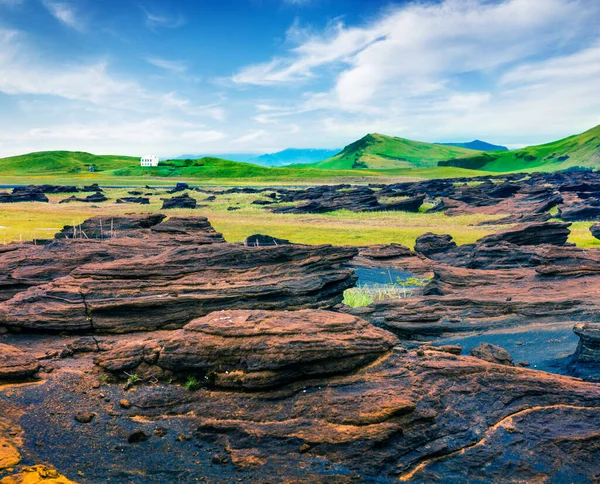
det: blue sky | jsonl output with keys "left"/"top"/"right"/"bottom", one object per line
{"left": 0, "top": 0, "right": 599, "bottom": 157}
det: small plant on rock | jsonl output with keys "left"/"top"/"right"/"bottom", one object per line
{"left": 183, "top": 376, "right": 200, "bottom": 391}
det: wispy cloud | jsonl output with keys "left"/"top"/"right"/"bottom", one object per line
{"left": 41, "top": 0, "right": 85, "bottom": 32}
{"left": 141, "top": 6, "right": 185, "bottom": 30}
{"left": 0, "top": 28, "right": 224, "bottom": 119}
{"left": 147, "top": 57, "right": 187, "bottom": 73}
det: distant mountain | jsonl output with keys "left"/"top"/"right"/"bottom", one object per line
{"left": 436, "top": 140, "right": 508, "bottom": 151}
{"left": 439, "top": 124, "right": 600, "bottom": 172}
{"left": 305, "top": 133, "right": 482, "bottom": 170}
{"left": 175, "top": 153, "right": 258, "bottom": 162}
{"left": 248, "top": 148, "right": 342, "bottom": 167}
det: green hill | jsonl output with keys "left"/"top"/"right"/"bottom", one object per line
{"left": 440, "top": 124, "right": 600, "bottom": 172}
{"left": 0, "top": 151, "right": 370, "bottom": 181}
{"left": 304, "top": 133, "right": 482, "bottom": 170}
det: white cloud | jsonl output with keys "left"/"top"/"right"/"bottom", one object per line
{"left": 147, "top": 57, "right": 188, "bottom": 73}
{"left": 232, "top": 0, "right": 599, "bottom": 146}
{"left": 41, "top": 0, "right": 84, "bottom": 32}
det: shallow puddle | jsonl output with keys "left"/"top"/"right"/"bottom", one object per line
{"left": 434, "top": 322, "right": 579, "bottom": 375}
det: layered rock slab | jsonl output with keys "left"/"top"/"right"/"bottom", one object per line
{"left": 0, "top": 244, "right": 358, "bottom": 332}
{"left": 119, "top": 346, "right": 600, "bottom": 482}
{"left": 96, "top": 309, "right": 398, "bottom": 389}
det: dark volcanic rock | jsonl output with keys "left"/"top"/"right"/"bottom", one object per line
{"left": 470, "top": 342, "right": 513, "bottom": 366}
{"left": 558, "top": 200, "right": 600, "bottom": 221}
{"left": 414, "top": 233, "right": 457, "bottom": 257}
{"left": 0, "top": 343, "right": 39, "bottom": 380}
{"left": 0, "top": 215, "right": 225, "bottom": 302}
{"left": 95, "top": 309, "right": 398, "bottom": 389}
{"left": 0, "top": 188, "right": 48, "bottom": 203}
{"left": 571, "top": 323, "right": 600, "bottom": 381}
{"left": 55, "top": 214, "right": 166, "bottom": 240}
{"left": 0, "top": 244, "right": 358, "bottom": 332}
{"left": 169, "top": 182, "right": 190, "bottom": 193}
{"left": 116, "top": 197, "right": 150, "bottom": 205}
{"left": 591, "top": 224, "right": 600, "bottom": 240}
{"left": 58, "top": 192, "right": 107, "bottom": 204}
{"left": 161, "top": 194, "right": 197, "bottom": 209}
{"left": 116, "top": 346, "right": 600, "bottom": 482}
{"left": 477, "top": 222, "right": 571, "bottom": 246}
{"left": 243, "top": 234, "right": 291, "bottom": 246}
{"left": 350, "top": 254, "right": 600, "bottom": 337}
{"left": 81, "top": 184, "right": 103, "bottom": 192}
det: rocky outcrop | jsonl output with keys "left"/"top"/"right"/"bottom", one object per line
{"left": 590, "top": 224, "right": 600, "bottom": 240}
{"left": 54, "top": 214, "right": 166, "bottom": 240}
{"left": 0, "top": 343, "right": 39, "bottom": 380}
{"left": 58, "top": 192, "right": 107, "bottom": 204}
{"left": 116, "top": 197, "right": 150, "bottom": 204}
{"left": 243, "top": 234, "right": 291, "bottom": 246}
{"left": 0, "top": 188, "right": 48, "bottom": 203}
{"left": 571, "top": 323, "right": 600, "bottom": 381}
{"left": 476, "top": 222, "right": 571, "bottom": 246}
{"left": 0, "top": 244, "right": 358, "bottom": 332}
{"left": 558, "top": 200, "right": 600, "bottom": 221}
{"left": 95, "top": 309, "right": 398, "bottom": 388}
{"left": 161, "top": 193, "right": 197, "bottom": 209}
{"left": 413, "top": 223, "right": 572, "bottom": 269}
{"left": 470, "top": 342, "right": 513, "bottom": 366}
{"left": 414, "top": 233, "right": 457, "bottom": 257}
{"left": 107, "top": 345, "right": 600, "bottom": 482}
{"left": 350, "top": 259, "right": 600, "bottom": 337}
{"left": 0, "top": 215, "right": 225, "bottom": 302}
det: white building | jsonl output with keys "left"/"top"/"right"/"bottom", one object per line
{"left": 141, "top": 155, "right": 159, "bottom": 167}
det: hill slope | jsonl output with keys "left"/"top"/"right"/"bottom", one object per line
{"left": 440, "top": 124, "right": 600, "bottom": 172}
{"left": 0, "top": 151, "right": 370, "bottom": 181}
{"left": 437, "top": 140, "right": 508, "bottom": 151}
{"left": 306, "top": 133, "right": 482, "bottom": 170}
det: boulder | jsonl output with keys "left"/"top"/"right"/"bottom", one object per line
{"left": 116, "top": 197, "right": 150, "bottom": 205}
{"left": 243, "top": 234, "right": 291, "bottom": 246}
{"left": 590, "top": 224, "right": 600, "bottom": 240}
{"left": 414, "top": 233, "right": 457, "bottom": 257}
{"left": 571, "top": 323, "right": 600, "bottom": 381}
{"left": 470, "top": 342, "right": 513, "bottom": 366}
{"left": 0, "top": 343, "right": 39, "bottom": 380}
{"left": 161, "top": 194, "right": 197, "bottom": 209}
{"left": 95, "top": 309, "right": 398, "bottom": 389}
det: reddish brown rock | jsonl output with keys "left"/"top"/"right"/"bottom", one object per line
{"left": 470, "top": 342, "right": 513, "bottom": 366}
{"left": 122, "top": 346, "right": 600, "bottom": 482}
{"left": 0, "top": 244, "right": 358, "bottom": 333}
{"left": 0, "top": 215, "right": 225, "bottom": 302}
{"left": 95, "top": 309, "right": 398, "bottom": 389}
{"left": 0, "top": 343, "right": 39, "bottom": 380}
{"left": 350, "top": 261, "right": 600, "bottom": 336}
